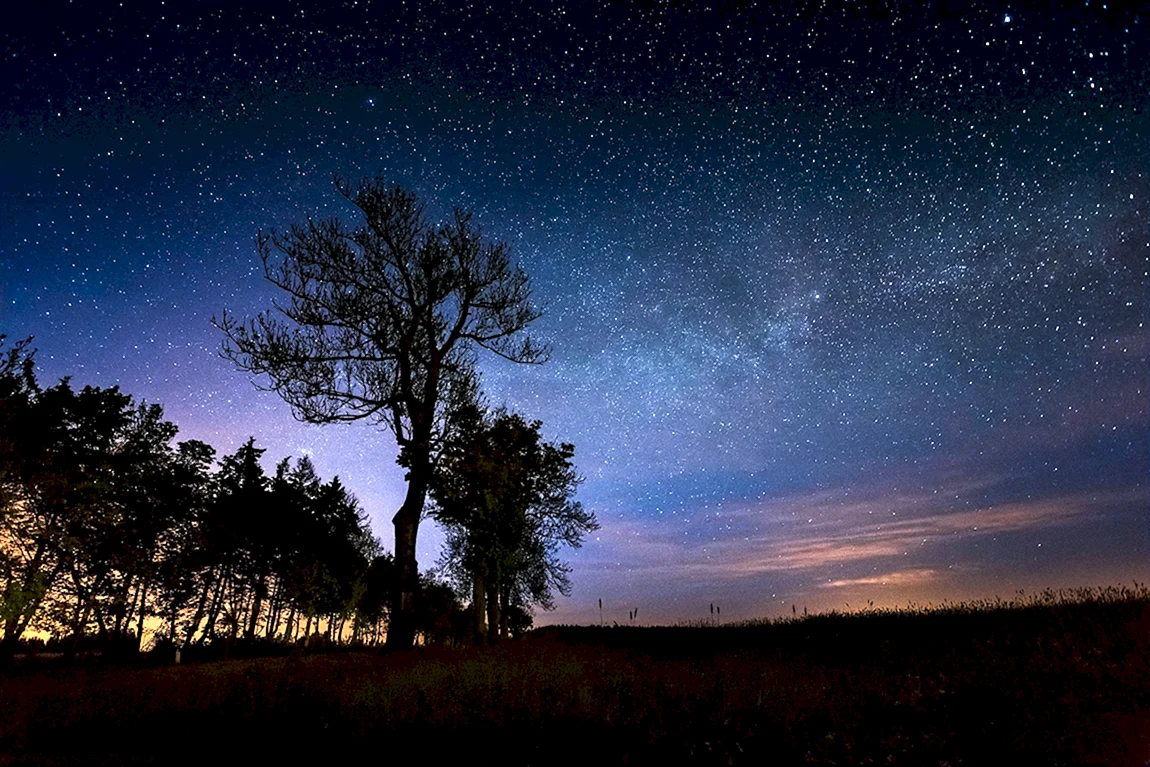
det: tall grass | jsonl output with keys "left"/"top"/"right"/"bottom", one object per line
{"left": 2, "top": 585, "right": 1147, "bottom": 765}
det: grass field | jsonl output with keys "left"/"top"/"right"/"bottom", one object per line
{"left": 2, "top": 586, "right": 1147, "bottom": 765}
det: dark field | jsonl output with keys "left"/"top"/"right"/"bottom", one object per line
{"left": 2, "top": 587, "right": 1148, "bottom": 766}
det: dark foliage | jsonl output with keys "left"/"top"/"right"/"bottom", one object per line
{"left": 214, "top": 176, "right": 547, "bottom": 649}
{"left": 432, "top": 405, "right": 597, "bottom": 642}
{"left": 0, "top": 337, "right": 467, "bottom": 664}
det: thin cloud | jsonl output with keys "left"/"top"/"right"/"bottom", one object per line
{"left": 584, "top": 482, "right": 1140, "bottom": 584}
{"left": 707, "top": 489, "right": 1116, "bottom": 577}
{"left": 820, "top": 568, "right": 940, "bottom": 589}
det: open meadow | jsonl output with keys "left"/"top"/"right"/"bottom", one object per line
{"left": 2, "top": 586, "right": 1147, "bottom": 766}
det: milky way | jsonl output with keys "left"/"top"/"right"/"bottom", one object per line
{"left": 3, "top": 0, "right": 1147, "bottom": 623}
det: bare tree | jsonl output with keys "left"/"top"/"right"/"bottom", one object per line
{"left": 215, "top": 176, "right": 546, "bottom": 649}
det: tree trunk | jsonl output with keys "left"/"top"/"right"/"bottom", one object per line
{"left": 94, "top": 597, "right": 109, "bottom": 641}
{"left": 67, "top": 582, "right": 100, "bottom": 662}
{"left": 266, "top": 580, "right": 283, "bottom": 639}
{"left": 202, "top": 571, "right": 228, "bottom": 645}
{"left": 168, "top": 601, "right": 178, "bottom": 643}
{"left": 183, "top": 570, "right": 215, "bottom": 648}
{"left": 388, "top": 461, "right": 428, "bottom": 651}
{"left": 124, "top": 576, "right": 142, "bottom": 637}
{"left": 500, "top": 586, "right": 510, "bottom": 639}
{"left": 113, "top": 575, "right": 133, "bottom": 636}
{"left": 0, "top": 623, "right": 20, "bottom": 666}
{"left": 486, "top": 583, "right": 501, "bottom": 643}
{"left": 65, "top": 567, "right": 95, "bottom": 661}
{"left": 282, "top": 605, "right": 296, "bottom": 642}
{"left": 471, "top": 574, "right": 487, "bottom": 645}
{"left": 245, "top": 575, "right": 265, "bottom": 640}
{"left": 1, "top": 546, "right": 56, "bottom": 664}
{"left": 134, "top": 579, "right": 150, "bottom": 652}
{"left": 0, "top": 563, "right": 50, "bottom": 663}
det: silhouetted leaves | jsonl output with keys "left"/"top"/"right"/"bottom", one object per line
{"left": 214, "top": 177, "right": 547, "bottom": 649}
{"left": 2, "top": 325, "right": 582, "bottom": 658}
{"left": 432, "top": 406, "right": 597, "bottom": 642}
{"left": 0, "top": 340, "right": 392, "bottom": 660}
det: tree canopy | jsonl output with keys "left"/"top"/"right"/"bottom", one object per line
{"left": 215, "top": 177, "right": 547, "bottom": 649}
{"left": 432, "top": 406, "right": 597, "bottom": 642}
{"left": 0, "top": 335, "right": 453, "bottom": 663}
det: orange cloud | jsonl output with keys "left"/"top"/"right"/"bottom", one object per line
{"left": 819, "top": 568, "right": 940, "bottom": 589}
{"left": 583, "top": 482, "right": 1142, "bottom": 585}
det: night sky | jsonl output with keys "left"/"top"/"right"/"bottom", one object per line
{"left": 3, "top": 0, "right": 1147, "bottom": 625}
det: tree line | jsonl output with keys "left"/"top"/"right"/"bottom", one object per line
{"left": 0, "top": 334, "right": 594, "bottom": 660}
{"left": 2, "top": 176, "right": 598, "bottom": 658}
{"left": 0, "top": 336, "right": 402, "bottom": 660}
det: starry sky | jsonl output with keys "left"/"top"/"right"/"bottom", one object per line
{"left": 3, "top": 0, "right": 1147, "bottom": 625}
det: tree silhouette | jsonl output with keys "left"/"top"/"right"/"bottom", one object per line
{"left": 0, "top": 370, "right": 189, "bottom": 658}
{"left": 216, "top": 438, "right": 274, "bottom": 641}
{"left": 0, "top": 336, "right": 43, "bottom": 663}
{"left": 432, "top": 408, "right": 597, "bottom": 642}
{"left": 272, "top": 459, "right": 375, "bottom": 641}
{"left": 414, "top": 573, "right": 467, "bottom": 646}
{"left": 152, "top": 438, "right": 216, "bottom": 647}
{"left": 96, "top": 400, "right": 185, "bottom": 653}
{"left": 215, "top": 177, "right": 546, "bottom": 649}
{"left": 354, "top": 553, "right": 397, "bottom": 645}
{"left": 1, "top": 335, "right": 397, "bottom": 657}
{"left": 23, "top": 381, "right": 135, "bottom": 657}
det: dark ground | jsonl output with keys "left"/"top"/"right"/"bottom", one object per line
{"left": 2, "top": 587, "right": 1148, "bottom": 766}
